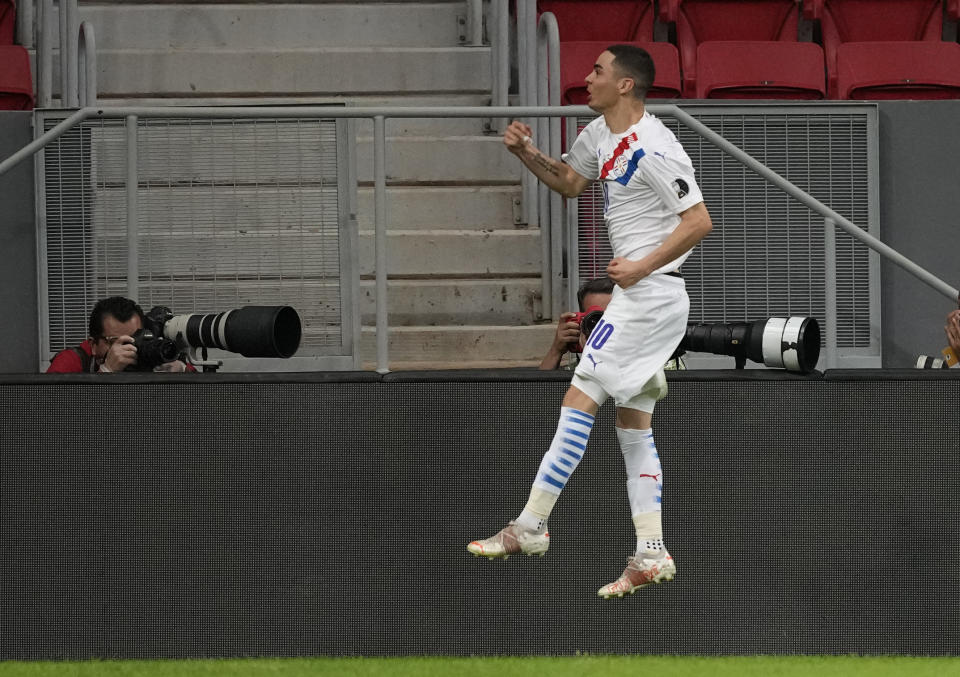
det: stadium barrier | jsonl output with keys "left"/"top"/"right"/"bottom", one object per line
{"left": 1, "top": 369, "right": 958, "bottom": 658}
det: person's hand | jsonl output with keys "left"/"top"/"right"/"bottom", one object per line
{"left": 539, "top": 311, "right": 581, "bottom": 369}
{"left": 553, "top": 312, "right": 582, "bottom": 354}
{"left": 153, "top": 360, "right": 187, "bottom": 373}
{"left": 945, "top": 309, "right": 960, "bottom": 354}
{"left": 102, "top": 336, "right": 137, "bottom": 372}
{"left": 503, "top": 120, "right": 534, "bottom": 156}
{"left": 606, "top": 257, "right": 649, "bottom": 289}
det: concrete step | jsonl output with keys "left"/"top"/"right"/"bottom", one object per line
{"left": 356, "top": 186, "right": 522, "bottom": 229}
{"left": 86, "top": 228, "right": 539, "bottom": 277}
{"left": 84, "top": 95, "right": 496, "bottom": 136}
{"left": 358, "top": 229, "right": 540, "bottom": 276}
{"left": 76, "top": 121, "right": 509, "bottom": 187}
{"left": 87, "top": 184, "right": 520, "bottom": 232}
{"left": 83, "top": 47, "right": 491, "bottom": 98}
{"left": 74, "top": 3, "right": 467, "bottom": 49}
{"left": 358, "top": 278, "right": 544, "bottom": 326}
{"left": 356, "top": 136, "right": 518, "bottom": 184}
{"left": 358, "top": 324, "right": 557, "bottom": 367}
{"left": 89, "top": 186, "right": 340, "bottom": 233}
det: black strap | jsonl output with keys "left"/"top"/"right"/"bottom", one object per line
{"left": 665, "top": 271, "right": 683, "bottom": 278}
{"left": 72, "top": 347, "right": 94, "bottom": 373}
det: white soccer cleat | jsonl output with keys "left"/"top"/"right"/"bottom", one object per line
{"left": 597, "top": 551, "right": 676, "bottom": 598}
{"left": 467, "top": 521, "right": 549, "bottom": 560}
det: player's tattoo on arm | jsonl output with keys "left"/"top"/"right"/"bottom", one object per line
{"left": 526, "top": 147, "right": 561, "bottom": 177}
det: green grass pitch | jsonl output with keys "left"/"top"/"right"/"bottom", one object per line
{"left": 0, "top": 656, "right": 958, "bottom": 677}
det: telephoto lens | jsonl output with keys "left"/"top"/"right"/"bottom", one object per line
{"left": 679, "top": 316, "right": 821, "bottom": 373}
{"left": 162, "top": 306, "right": 302, "bottom": 358}
{"left": 915, "top": 355, "right": 950, "bottom": 369}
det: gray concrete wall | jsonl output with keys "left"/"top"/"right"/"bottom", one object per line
{"left": 877, "top": 101, "right": 960, "bottom": 368}
{"left": 0, "top": 112, "right": 37, "bottom": 374}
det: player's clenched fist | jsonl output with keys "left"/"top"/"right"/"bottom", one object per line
{"left": 503, "top": 120, "right": 534, "bottom": 155}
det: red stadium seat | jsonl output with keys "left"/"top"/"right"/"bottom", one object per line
{"left": 806, "top": 0, "right": 960, "bottom": 99}
{"left": 660, "top": 0, "right": 826, "bottom": 99}
{"left": 0, "top": 0, "right": 15, "bottom": 44}
{"left": 559, "top": 40, "right": 682, "bottom": 102}
{"left": 0, "top": 45, "right": 34, "bottom": 110}
{"left": 536, "top": 2, "right": 681, "bottom": 100}
{"left": 538, "top": 0, "right": 655, "bottom": 41}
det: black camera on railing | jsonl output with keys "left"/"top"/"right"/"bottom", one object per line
{"left": 127, "top": 304, "right": 303, "bottom": 371}
{"left": 675, "top": 316, "right": 821, "bottom": 373}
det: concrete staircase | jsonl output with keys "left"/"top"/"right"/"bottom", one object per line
{"left": 59, "top": 0, "right": 556, "bottom": 369}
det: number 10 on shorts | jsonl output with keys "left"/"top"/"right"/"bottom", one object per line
{"left": 589, "top": 319, "right": 614, "bottom": 350}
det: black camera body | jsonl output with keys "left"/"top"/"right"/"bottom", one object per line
{"left": 123, "top": 306, "right": 181, "bottom": 371}
{"left": 127, "top": 328, "right": 179, "bottom": 371}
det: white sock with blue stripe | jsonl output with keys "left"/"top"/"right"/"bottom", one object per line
{"left": 617, "top": 426, "right": 665, "bottom": 554}
{"left": 515, "top": 407, "right": 595, "bottom": 533}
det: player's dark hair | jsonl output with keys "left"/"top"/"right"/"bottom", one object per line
{"left": 606, "top": 44, "right": 655, "bottom": 101}
{"left": 577, "top": 276, "right": 615, "bottom": 311}
{"left": 88, "top": 296, "right": 145, "bottom": 338}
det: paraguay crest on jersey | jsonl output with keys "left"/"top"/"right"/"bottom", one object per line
{"left": 598, "top": 132, "right": 645, "bottom": 186}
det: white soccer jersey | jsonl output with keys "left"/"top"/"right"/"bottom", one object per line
{"left": 565, "top": 112, "right": 704, "bottom": 273}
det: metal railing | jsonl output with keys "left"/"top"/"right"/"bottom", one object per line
{"left": 536, "top": 11, "right": 564, "bottom": 318}
{"left": 466, "top": 0, "right": 484, "bottom": 46}
{"left": 1, "top": 104, "right": 957, "bottom": 373}
{"left": 32, "top": 0, "right": 97, "bottom": 107}
{"left": 489, "top": 0, "right": 510, "bottom": 110}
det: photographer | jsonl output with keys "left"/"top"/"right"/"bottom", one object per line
{"left": 945, "top": 309, "right": 960, "bottom": 360}
{"left": 539, "top": 277, "right": 615, "bottom": 370}
{"left": 46, "top": 296, "right": 191, "bottom": 374}
{"left": 540, "top": 276, "right": 685, "bottom": 371}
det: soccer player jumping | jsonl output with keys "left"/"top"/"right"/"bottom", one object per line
{"left": 467, "top": 45, "right": 712, "bottom": 598}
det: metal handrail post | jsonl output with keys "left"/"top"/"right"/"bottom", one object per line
{"left": 17, "top": 0, "right": 34, "bottom": 49}
{"left": 36, "top": 0, "right": 52, "bottom": 107}
{"left": 78, "top": 21, "right": 97, "bottom": 107}
{"left": 566, "top": 118, "right": 581, "bottom": 311}
{"left": 488, "top": 0, "right": 509, "bottom": 132}
{"left": 536, "top": 12, "right": 562, "bottom": 319}
{"left": 467, "top": 0, "right": 484, "bottom": 46}
{"left": 58, "top": 0, "right": 69, "bottom": 105}
{"left": 374, "top": 115, "right": 389, "bottom": 373}
{"left": 516, "top": 0, "right": 537, "bottom": 229}
{"left": 126, "top": 115, "right": 139, "bottom": 301}
{"left": 535, "top": 13, "right": 556, "bottom": 318}
{"left": 60, "top": 0, "right": 79, "bottom": 108}
{"left": 495, "top": 0, "right": 509, "bottom": 108}
{"left": 541, "top": 13, "right": 563, "bottom": 319}
{"left": 824, "top": 218, "right": 838, "bottom": 369}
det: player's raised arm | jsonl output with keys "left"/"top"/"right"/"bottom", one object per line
{"left": 503, "top": 120, "right": 592, "bottom": 199}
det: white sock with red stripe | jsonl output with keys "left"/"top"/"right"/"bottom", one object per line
{"left": 617, "top": 426, "right": 665, "bottom": 555}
